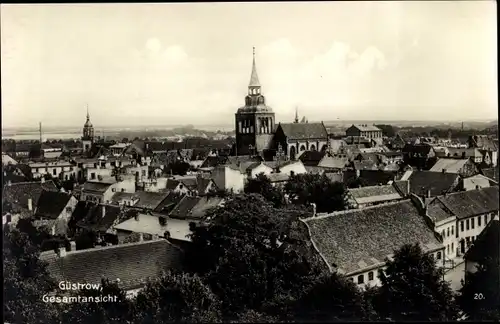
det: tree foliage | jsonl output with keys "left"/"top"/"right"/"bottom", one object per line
{"left": 187, "top": 194, "right": 325, "bottom": 319}
{"left": 132, "top": 271, "right": 221, "bottom": 323}
{"left": 3, "top": 226, "right": 60, "bottom": 324}
{"left": 284, "top": 173, "right": 346, "bottom": 213}
{"left": 370, "top": 243, "right": 459, "bottom": 321}
{"left": 244, "top": 173, "right": 285, "bottom": 207}
{"left": 457, "top": 257, "right": 500, "bottom": 321}
{"left": 168, "top": 161, "right": 190, "bottom": 176}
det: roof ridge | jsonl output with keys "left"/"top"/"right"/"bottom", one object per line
{"left": 303, "top": 199, "right": 413, "bottom": 222}
{"left": 63, "top": 238, "right": 168, "bottom": 256}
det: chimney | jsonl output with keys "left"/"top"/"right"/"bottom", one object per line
{"left": 69, "top": 241, "right": 76, "bottom": 251}
{"left": 427, "top": 189, "right": 431, "bottom": 198}
{"left": 311, "top": 202, "right": 317, "bottom": 217}
{"left": 57, "top": 247, "right": 67, "bottom": 258}
{"left": 101, "top": 205, "right": 106, "bottom": 218}
{"left": 28, "top": 198, "right": 33, "bottom": 211}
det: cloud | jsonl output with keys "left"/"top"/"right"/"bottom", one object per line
{"left": 256, "top": 39, "right": 389, "bottom": 114}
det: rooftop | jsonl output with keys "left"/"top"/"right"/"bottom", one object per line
{"left": 433, "top": 187, "right": 499, "bottom": 219}
{"left": 407, "top": 170, "right": 459, "bottom": 197}
{"left": 278, "top": 122, "right": 328, "bottom": 140}
{"left": 429, "top": 158, "right": 472, "bottom": 173}
{"left": 35, "top": 191, "right": 73, "bottom": 220}
{"left": 302, "top": 200, "right": 442, "bottom": 274}
{"left": 42, "top": 239, "right": 184, "bottom": 291}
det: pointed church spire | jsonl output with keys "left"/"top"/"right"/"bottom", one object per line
{"left": 294, "top": 107, "right": 299, "bottom": 123}
{"left": 249, "top": 47, "right": 261, "bottom": 88}
{"left": 86, "top": 103, "right": 90, "bottom": 120}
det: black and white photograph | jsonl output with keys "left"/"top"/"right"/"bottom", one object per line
{"left": 2, "top": 2, "right": 499, "bottom": 323}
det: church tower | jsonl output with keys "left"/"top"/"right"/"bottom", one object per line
{"left": 235, "top": 47, "right": 275, "bottom": 156}
{"left": 82, "top": 105, "right": 94, "bottom": 152}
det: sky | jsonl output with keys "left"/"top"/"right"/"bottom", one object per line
{"left": 1, "top": 2, "right": 498, "bottom": 128}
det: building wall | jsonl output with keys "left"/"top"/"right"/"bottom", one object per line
{"left": 211, "top": 166, "right": 245, "bottom": 193}
{"left": 348, "top": 248, "right": 446, "bottom": 289}
{"left": 143, "top": 177, "right": 168, "bottom": 192}
{"left": 250, "top": 164, "right": 273, "bottom": 178}
{"left": 435, "top": 217, "right": 458, "bottom": 260}
{"left": 86, "top": 167, "right": 113, "bottom": 181}
{"left": 235, "top": 112, "right": 275, "bottom": 155}
{"left": 456, "top": 211, "right": 499, "bottom": 255}
{"left": 32, "top": 163, "right": 77, "bottom": 180}
{"left": 279, "top": 162, "right": 307, "bottom": 176}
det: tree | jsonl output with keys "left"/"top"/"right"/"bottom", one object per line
{"left": 244, "top": 173, "right": 285, "bottom": 207}
{"left": 370, "top": 243, "right": 459, "bottom": 321}
{"left": 186, "top": 194, "right": 325, "bottom": 319}
{"left": 284, "top": 173, "right": 346, "bottom": 213}
{"left": 3, "top": 227, "right": 60, "bottom": 324}
{"left": 457, "top": 257, "right": 500, "bottom": 321}
{"left": 61, "top": 279, "right": 131, "bottom": 324}
{"left": 291, "top": 273, "right": 377, "bottom": 322}
{"left": 132, "top": 271, "right": 221, "bottom": 323}
{"left": 375, "top": 124, "right": 397, "bottom": 138}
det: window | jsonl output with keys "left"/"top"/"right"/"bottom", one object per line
{"left": 451, "top": 243, "right": 454, "bottom": 253}
{"left": 53, "top": 169, "right": 57, "bottom": 175}
{"left": 485, "top": 214, "right": 488, "bottom": 224}
{"left": 368, "top": 271, "right": 374, "bottom": 281}
{"left": 478, "top": 216, "right": 482, "bottom": 227}
{"left": 91, "top": 173, "right": 96, "bottom": 180}
{"left": 112, "top": 188, "right": 116, "bottom": 192}
{"left": 441, "top": 230, "right": 445, "bottom": 237}
{"left": 466, "top": 219, "right": 470, "bottom": 231}
{"left": 447, "top": 227, "right": 450, "bottom": 237}
{"left": 378, "top": 269, "right": 384, "bottom": 277}
{"left": 66, "top": 207, "right": 72, "bottom": 213}
{"left": 349, "top": 278, "right": 354, "bottom": 282}
{"left": 142, "top": 170, "right": 146, "bottom": 176}
{"left": 460, "top": 221, "right": 464, "bottom": 232}
{"left": 447, "top": 245, "right": 450, "bottom": 254}
{"left": 471, "top": 217, "right": 475, "bottom": 229}
{"left": 451, "top": 226, "right": 454, "bottom": 236}
{"left": 357, "top": 274, "right": 364, "bottom": 284}
{"left": 437, "top": 251, "right": 442, "bottom": 260}
{"left": 121, "top": 188, "right": 125, "bottom": 192}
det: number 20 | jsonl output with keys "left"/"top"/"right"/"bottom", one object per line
{"left": 474, "top": 293, "right": 485, "bottom": 300}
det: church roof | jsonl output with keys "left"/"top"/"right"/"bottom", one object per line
{"left": 249, "top": 48, "right": 261, "bottom": 87}
{"left": 278, "top": 122, "right": 328, "bottom": 141}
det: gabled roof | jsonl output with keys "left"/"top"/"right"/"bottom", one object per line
{"left": 42, "top": 239, "right": 184, "bottom": 291}
{"left": 166, "top": 179, "right": 181, "bottom": 190}
{"left": 75, "top": 203, "right": 136, "bottom": 232}
{"left": 111, "top": 191, "right": 170, "bottom": 210}
{"left": 469, "top": 135, "right": 498, "bottom": 151}
{"left": 302, "top": 200, "right": 442, "bottom": 274}
{"left": 169, "top": 195, "right": 223, "bottom": 219}
{"left": 154, "top": 192, "right": 184, "bottom": 215}
{"left": 3, "top": 180, "right": 59, "bottom": 214}
{"left": 447, "top": 148, "right": 483, "bottom": 158}
{"left": 349, "top": 124, "right": 381, "bottom": 132}
{"left": 402, "top": 143, "right": 433, "bottom": 155}
{"left": 480, "top": 167, "right": 499, "bottom": 182}
{"left": 407, "top": 170, "right": 459, "bottom": 196}
{"left": 82, "top": 181, "right": 114, "bottom": 193}
{"left": 462, "top": 174, "right": 497, "bottom": 189}
{"left": 464, "top": 220, "right": 499, "bottom": 264}
{"left": 200, "top": 155, "right": 229, "bottom": 168}
{"left": 278, "top": 122, "right": 328, "bottom": 140}
{"left": 429, "top": 158, "right": 472, "bottom": 173}
{"left": 343, "top": 170, "right": 399, "bottom": 187}
{"left": 348, "top": 183, "right": 403, "bottom": 205}
{"left": 299, "top": 151, "right": 327, "bottom": 166}
{"left": 433, "top": 187, "right": 499, "bottom": 219}
{"left": 35, "top": 191, "right": 73, "bottom": 220}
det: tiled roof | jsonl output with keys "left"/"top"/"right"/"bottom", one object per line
{"left": 353, "top": 160, "right": 378, "bottom": 171}
{"left": 434, "top": 187, "right": 499, "bottom": 219}
{"left": 178, "top": 177, "right": 198, "bottom": 190}
{"left": 429, "top": 158, "right": 470, "bottom": 173}
{"left": 169, "top": 196, "right": 202, "bottom": 219}
{"left": 462, "top": 175, "right": 495, "bottom": 190}
{"left": 299, "top": 151, "right": 326, "bottom": 166}
{"left": 154, "top": 192, "right": 184, "bottom": 215}
{"left": 197, "top": 177, "right": 215, "bottom": 194}
{"left": 464, "top": 220, "right": 499, "bottom": 264}
{"left": 348, "top": 184, "right": 403, "bottom": 204}
{"left": 83, "top": 181, "right": 114, "bottom": 193}
{"left": 35, "top": 191, "right": 72, "bottom": 220}
{"left": 278, "top": 122, "right": 328, "bottom": 140}
{"left": 43, "top": 239, "right": 184, "bottom": 291}
{"left": 402, "top": 144, "right": 433, "bottom": 155}
{"left": 302, "top": 200, "right": 442, "bottom": 274}
{"left": 393, "top": 180, "right": 410, "bottom": 196}
{"left": 343, "top": 170, "right": 399, "bottom": 187}
{"left": 469, "top": 135, "right": 498, "bottom": 151}
{"left": 166, "top": 179, "right": 180, "bottom": 191}
{"left": 111, "top": 191, "right": 170, "bottom": 210}
{"left": 407, "top": 170, "right": 459, "bottom": 196}
{"left": 480, "top": 167, "right": 499, "bottom": 182}
{"left": 350, "top": 124, "right": 381, "bottom": 132}
{"left": 188, "top": 196, "right": 224, "bottom": 219}
{"left": 447, "top": 148, "right": 483, "bottom": 158}
{"left": 3, "top": 181, "right": 59, "bottom": 213}
{"left": 200, "top": 156, "right": 229, "bottom": 168}
{"left": 76, "top": 204, "right": 135, "bottom": 232}
{"left": 427, "top": 199, "right": 455, "bottom": 223}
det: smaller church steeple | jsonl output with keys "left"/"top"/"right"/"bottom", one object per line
{"left": 248, "top": 47, "right": 261, "bottom": 94}
{"left": 294, "top": 107, "right": 299, "bottom": 123}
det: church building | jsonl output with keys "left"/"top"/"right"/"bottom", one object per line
{"left": 82, "top": 107, "right": 94, "bottom": 153}
{"left": 234, "top": 48, "right": 329, "bottom": 160}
